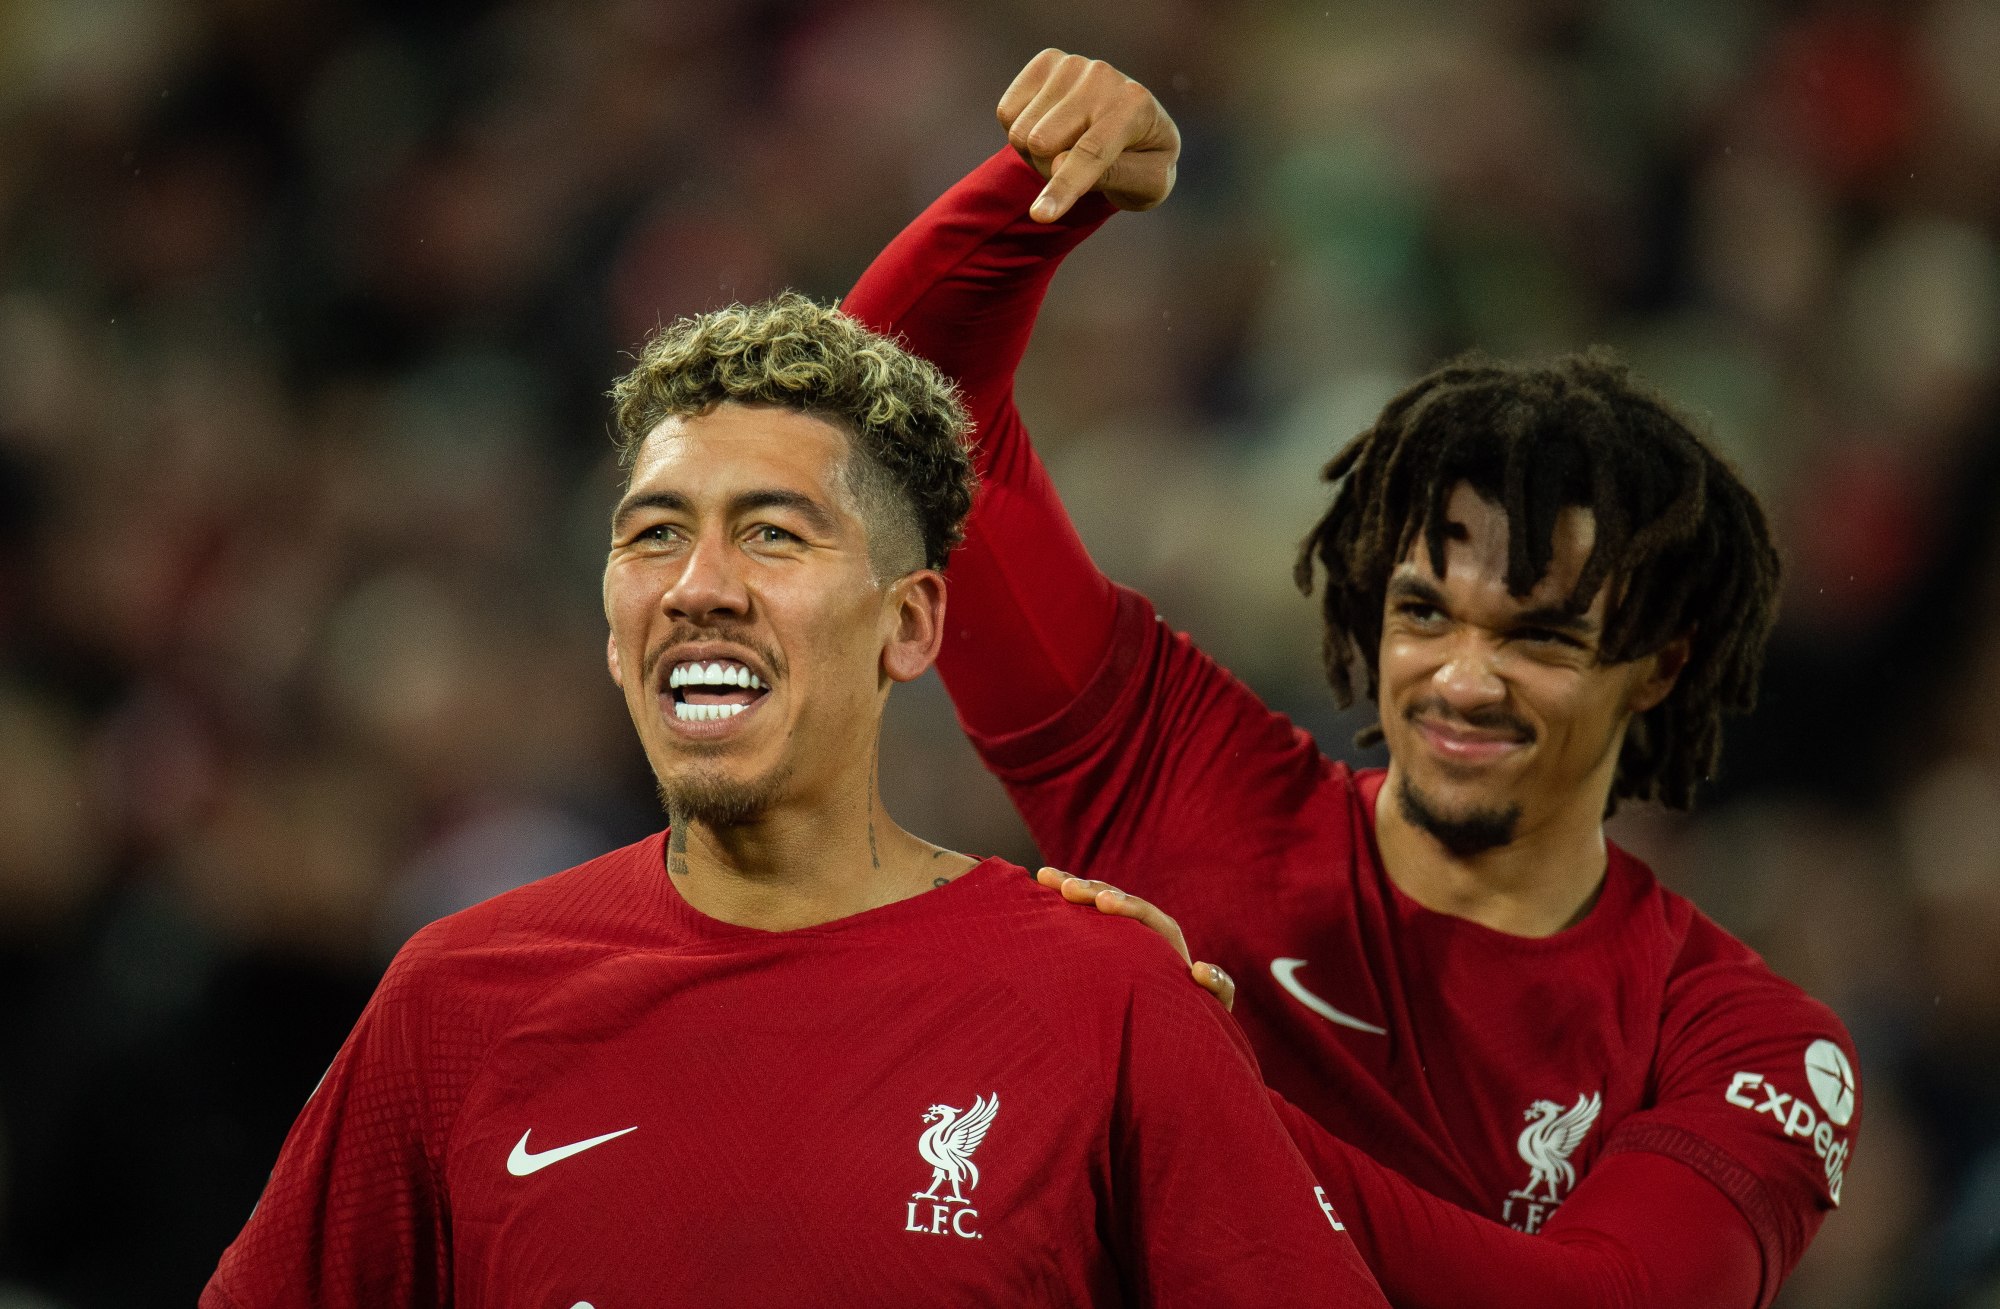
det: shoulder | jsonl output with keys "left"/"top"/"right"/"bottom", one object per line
{"left": 1610, "top": 845, "right": 1849, "bottom": 1027}
{"left": 1592, "top": 844, "right": 1856, "bottom": 1094}
{"left": 1657, "top": 884, "right": 1849, "bottom": 1047}
{"left": 954, "top": 863, "right": 1265, "bottom": 1090}
{"left": 375, "top": 832, "right": 669, "bottom": 1026}
{"left": 406, "top": 831, "right": 664, "bottom": 951}
{"left": 950, "top": 859, "right": 1204, "bottom": 995}
{"left": 1624, "top": 865, "right": 1860, "bottom": 1126}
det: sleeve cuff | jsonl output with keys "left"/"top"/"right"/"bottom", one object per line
{"left": 1603, "top": 1119, "right": 1784, "bottom": 1308}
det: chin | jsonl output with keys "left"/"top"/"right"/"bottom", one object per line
{"left": 655, "top": 763, "right": 792, "bottom": 827}
{"left": 1396, "top": 772, "right": 1523, "bottom": 858}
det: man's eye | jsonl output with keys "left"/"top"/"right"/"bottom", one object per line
{"left": 751, "top": 525, "right": 800, "bottom": 544}
{"left": 631, "top": 524, "right": 681, "bottom": 546}
{"left": 1518, "top": 628, "right": 1582, "bottom": 648}
{"left": 1399, "top": 602, "right": 1442, "bottom": 623}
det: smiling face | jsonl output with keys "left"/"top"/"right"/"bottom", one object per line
{"left": 603, "top": 403, "right": 944, "bottom": 826}
{"left": 1377, "top": 484, "right": 1684, "bottom": 855}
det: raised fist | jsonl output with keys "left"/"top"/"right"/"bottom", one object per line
{"left": 998, "top": 49, "right": 1180, "bottom": 222}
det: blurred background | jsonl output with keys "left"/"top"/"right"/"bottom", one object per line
{"left": 0, "top": 0, "right": 1995, "bottom": 1303}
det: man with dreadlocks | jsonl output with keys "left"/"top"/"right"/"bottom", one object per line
{"left": 841, "top": 48, "right": 1858, "bottom": 1309}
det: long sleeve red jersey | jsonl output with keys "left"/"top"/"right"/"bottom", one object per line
{"left": 842, "top": 146, "right": 1860, "bottom": 1309}
{"left": 203, "top": 845, "right": 1386, "bottom": 1307}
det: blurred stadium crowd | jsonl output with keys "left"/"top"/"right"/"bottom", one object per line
{"left": 1, "top": 0, "right": 1997, "bottom": 1303}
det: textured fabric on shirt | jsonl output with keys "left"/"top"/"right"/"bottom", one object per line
{"left": 842, "top": 145, "right": 1858, "bottom": 1309}
{"left": 204, "top": 845, "right": 1384, "bottom": 1308}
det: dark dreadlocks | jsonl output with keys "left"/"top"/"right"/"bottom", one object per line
{"left": 1294, "top": 348, "right": 1782, "bottom": 812}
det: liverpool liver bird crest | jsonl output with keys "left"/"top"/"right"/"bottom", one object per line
{"left": 914, "top": 1094, "right": 1000, "bottom": 1204}
{"left": 1513, "top": 1091, "right": 1602, "bottom": 1202}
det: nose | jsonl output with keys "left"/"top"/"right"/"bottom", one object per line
{"left": 661, "top": 529, "right": 750, "bottom": 622}
{"left": 1432, "top": 630, "right": 1507, "bottom": 713}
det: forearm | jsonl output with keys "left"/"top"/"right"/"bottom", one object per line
{"left": 1273, "top": 1094, "right": 1763, "bottom": 1309}
{"left": 845, "top": 148, "right": 1123, "bottom": 736}
{"left": 844, "top": 146, "right": 1113, "bottom": 414}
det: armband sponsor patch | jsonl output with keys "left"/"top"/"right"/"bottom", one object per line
{"left": 1721, "top": 1039, "right": 1857, "bottom": 1204}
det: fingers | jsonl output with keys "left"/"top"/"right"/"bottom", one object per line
{"left": 1034, "top": 867, "right": 1233, "bottom": 1011}
{"left": 1036, "top": 865, "right": 1095, "bottom": 903}
{"left": 1002, "top": 53, "right": 1091, "bottom": 186}
{"left": 1036, "top": 868, "right": 1190, "bottom": 964}
{"left": 998, "top": 51, "right": 1167, "bottom": 222}
{"left": 1195, "top": 962, "right": 1236, "bottom": 1012}
{"left": 1036, "top": 867, "right": 1128, "bottom": 910}
{"left": 996, "top": 48, "right": 1078, "bottom": 136}
{"left": 1034, "top": 137, "right": 1114, "bottom": 222}
{"left": 1027, "top": 83, "right": 1158, "bottom": 220}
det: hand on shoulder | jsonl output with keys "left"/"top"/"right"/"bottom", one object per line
{"left": 1034, "top": 867, "right": 1235, "bottom": 1010}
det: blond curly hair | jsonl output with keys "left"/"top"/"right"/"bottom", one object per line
{"left": 610, "top": 292, "right": 976, "bottom": 573}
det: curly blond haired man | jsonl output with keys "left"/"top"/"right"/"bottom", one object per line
{"left": 203, "top": 294, "right": 1387, "bottom": 1309}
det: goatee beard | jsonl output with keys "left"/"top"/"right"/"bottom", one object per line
{"left": 658, "top": 766, "right": 791, "bottom": 828}
{"left": 1397, "top": 777, "right": 1521, "bottom": 858}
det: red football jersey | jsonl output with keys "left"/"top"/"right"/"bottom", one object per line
{"left": 978, "top": 595, "right": 1855, "bottom": 1289}
{"left": 842, "top": 147, "right": 1859, "bottom": 1308}
{"left": 203, "top": 844, "right": 1386, "bottom": 1308}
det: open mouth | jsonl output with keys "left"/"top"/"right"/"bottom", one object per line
{"left": 667, "top": 658, "right": 771, "bottom": 723}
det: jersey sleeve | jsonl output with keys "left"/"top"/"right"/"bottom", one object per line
{"left": 1272, "top": 1091, "right": 1764, "bottom": 1309}
{"left": 844, "top": 148, "right": 1327, "bottom": 887}
{"left": 842, "top": 146, "right": 1123, "bottom": 739}
{"left": 1109, "top": 954, "right": 1388, "bottom": 1308}
{"left": 1597, "top": 941, "right": 1861, "bottom": 1308}
{"left": 977, "top": 589, "right": 1330, "bottom": 888}
{"left": 200, "top": 934, "right": 458, "bottom": 1309}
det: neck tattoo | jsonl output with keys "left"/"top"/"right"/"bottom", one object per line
{"left": 667, "top": 823, "right": 690, "bottom": 877}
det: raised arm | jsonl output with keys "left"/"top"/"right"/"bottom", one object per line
{"left": 843, "top": 51, "right": 1179, "bottom": 739}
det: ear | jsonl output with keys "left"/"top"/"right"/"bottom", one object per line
{"left": 606, "top": 630, "right": 625, "bottom": 690}
{"left": 1628, "top": 635, "right": 1690, "bottom": 714}
{"left": 881, "top": 569, "right": 947, "bottom": 684}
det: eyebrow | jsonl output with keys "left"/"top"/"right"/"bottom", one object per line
{"left": 1386, "top": 572, "right": 1600, "bottom": 637}
{"left": 1510, "top": 604, "right": 1600, "bottom": 638}
{"left": 1385, "top": 573, "right": 1447, "bottom": 607}
{"left": 612, "top": 488, "right": 841, "bottom": 538}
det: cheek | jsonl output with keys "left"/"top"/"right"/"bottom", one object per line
{"left": 1377, "top": 634, "right": 1450, "bottom": 706}
{"left": 776, "top": 587, "right": 883, "bottom": 689}
{"left": 603, "top": 562, "right": 655, "bottom": 618}
{"left": 1376, "top": 635, "right": 1423, "bottom": 689}
{"left": 1528, "top": 674, "right": 1626, "bottom": 753}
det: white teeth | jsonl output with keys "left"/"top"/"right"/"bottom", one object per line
{"left": 667, "top": 659, "right": 768, "bottom": 689}
{"left": 674, "top": 701, "right": 748, "bottom": 722}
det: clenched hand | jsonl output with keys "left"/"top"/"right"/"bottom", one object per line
{"left": 998, "top": 49, "right": 1181, "bottom": 223}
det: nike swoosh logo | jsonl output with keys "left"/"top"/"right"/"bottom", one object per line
{"left": 1271, "top": 958, "right": 1388, "bottom": 1036}
{"left": 507, "top": 1126, "right": 638, "bottom": 1177}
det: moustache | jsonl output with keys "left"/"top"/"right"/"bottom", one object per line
{"left": 641, "top": 624, "right": 786, "bottom": 686}
{"left": 1404, "top": 698, "right": 1536, "bottom": 744}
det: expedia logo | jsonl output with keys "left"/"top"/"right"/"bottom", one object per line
{"left": 1722, "top": 1039, "right": 1857, "bottom": 1204}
